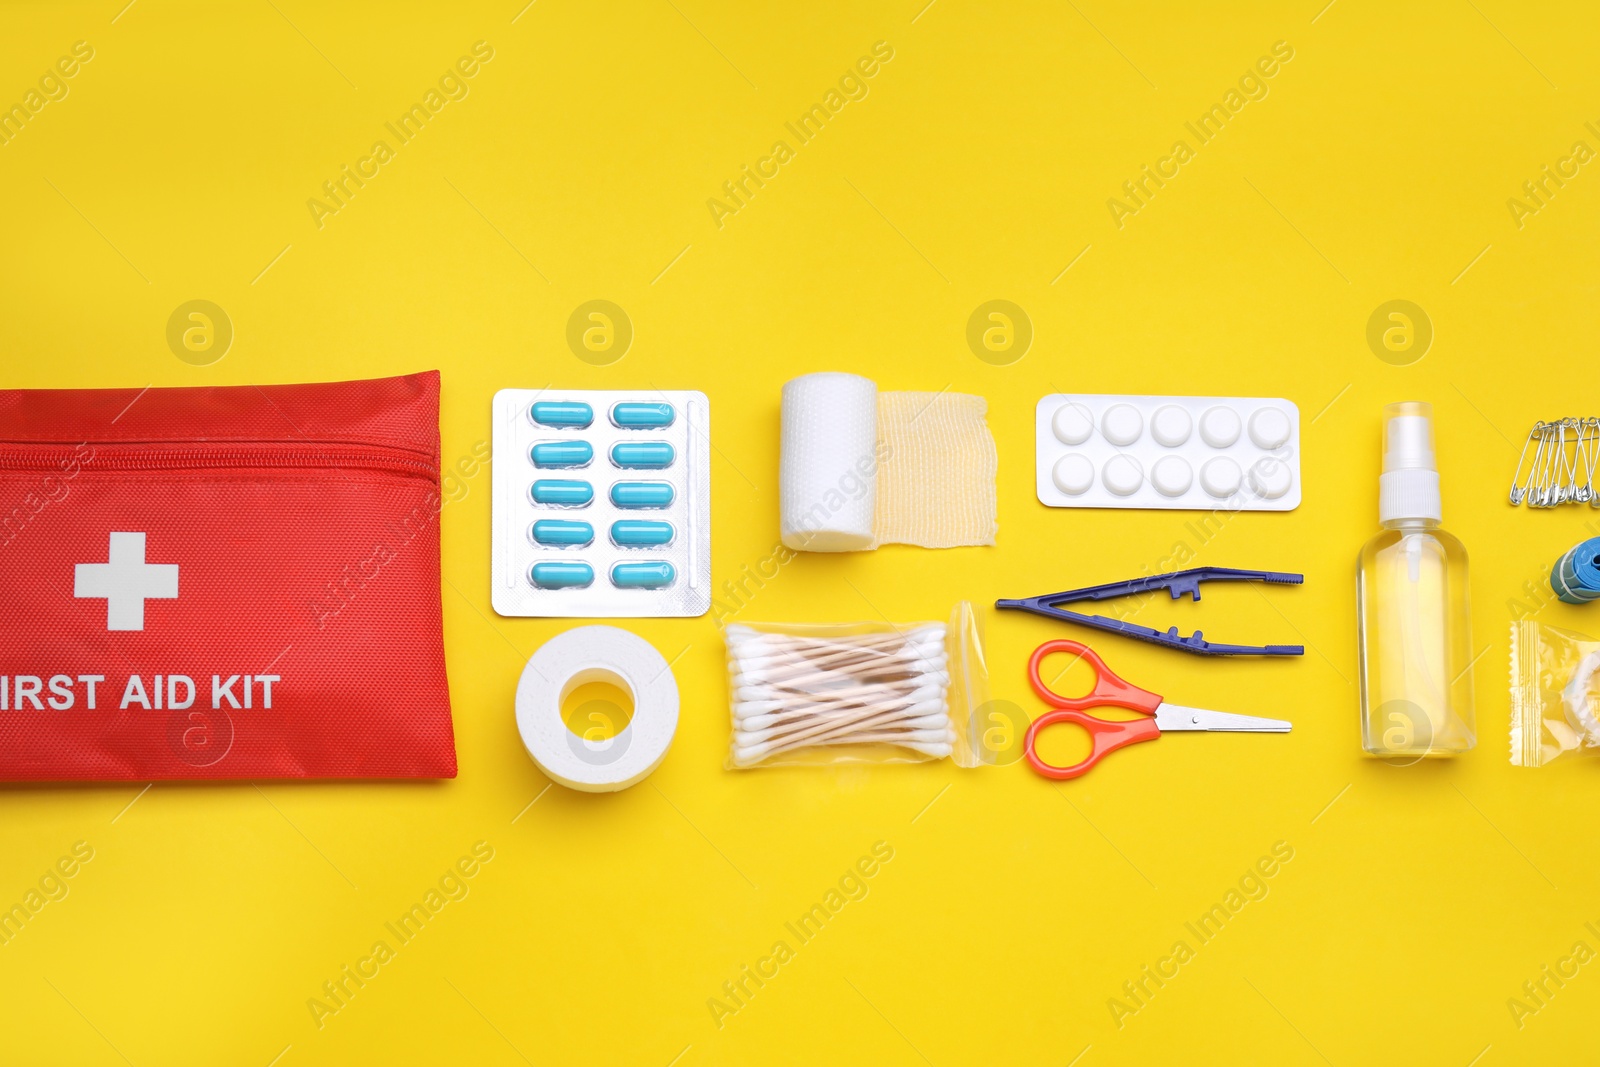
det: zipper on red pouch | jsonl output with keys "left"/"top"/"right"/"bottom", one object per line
{"left": 0, "top": 441, "right": 438, "bottom": 478}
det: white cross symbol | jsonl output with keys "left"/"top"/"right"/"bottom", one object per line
{"left": 74, "top": 532, "right": 179, "bottom": 631}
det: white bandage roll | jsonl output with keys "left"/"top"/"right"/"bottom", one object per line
{"left": 780, "top": 372, "right": 879, "bottom": 552}
{"left": 515, "top": 626, "right": 679, "bottom": 792}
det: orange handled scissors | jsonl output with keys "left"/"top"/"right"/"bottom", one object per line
{"left": 1023, "top": 639, "right": 1290, "bottom": 780}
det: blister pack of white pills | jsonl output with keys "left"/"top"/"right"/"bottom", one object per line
{"left": 1036, "top": 394, "right": 1300, "bottom": 511}
{"left": 492, "top": 389, "right": 711, "bottom": 617}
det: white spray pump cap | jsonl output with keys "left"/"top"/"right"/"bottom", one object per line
{"left": 1379, "top": 401, "right": 1441, "bottom": 523}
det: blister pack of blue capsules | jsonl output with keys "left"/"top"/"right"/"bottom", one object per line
{"left": 491, "top": 389, "right": 711, "bottom": 617}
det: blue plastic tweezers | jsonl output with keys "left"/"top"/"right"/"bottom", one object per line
{"left": 995, "top": 566, "right": 1305, "bottom": 656}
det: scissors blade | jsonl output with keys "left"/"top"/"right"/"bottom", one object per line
{"left": 1153, "top": 703, "right": 1291, "bottom": 733}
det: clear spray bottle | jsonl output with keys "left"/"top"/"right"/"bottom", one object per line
{"left": 1357, "top": 401, "right": 1475, "bottom": 756}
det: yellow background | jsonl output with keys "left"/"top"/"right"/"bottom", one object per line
{"left": 3, "top": 1, "right": 1599, "bottom": 1063}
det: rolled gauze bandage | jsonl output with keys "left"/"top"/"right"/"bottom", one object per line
{"left": 1562, "top": 649, "right": 1600, "bottom": 745}
{"left": 780, "top": 371, "right": 999, "bottom": 552}
{"left": 781, "top": 372, "right": 880, "bottom": 552}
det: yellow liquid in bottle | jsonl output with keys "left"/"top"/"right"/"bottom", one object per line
{"left": 1356, "top": 521, "right": 1475, "bottom": 756}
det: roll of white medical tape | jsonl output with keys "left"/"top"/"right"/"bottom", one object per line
{"left": 515, "top": 626, "right": 679, "bottom": 792}
{"left": 780, "top": 371, "right": 879, "bottom": 552}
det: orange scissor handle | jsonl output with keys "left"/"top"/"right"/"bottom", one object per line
{"left": 1024, "top": 708, "right": 1162, "bottom": 779}
{"left": 1026, "top": 639, "right": 1164, "bottom": 714}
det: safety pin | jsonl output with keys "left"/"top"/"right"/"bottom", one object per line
{"left": 1510, "top": 422, "right": 1542, "bottom": 505}
{"left": 1532, "top": 423, "right": 1554, "bottom": 507}
{"left": 1571, "top": 421, "right": 1590, "bottom": 503}
{"left": 1554, "top": 419, "right": 1576, "bottom": 506}
{"left": 1532, "top": 422, "right": 1557, "bottom": 508}
{"left": 1580, "top": 415, "right": 1593, "bottom": 505}
{"left": 1539, "top": 422, "right": 1564, "bottom": 507}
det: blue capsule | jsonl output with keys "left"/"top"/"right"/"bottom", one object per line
{"left": 530, "top": 561, "right": 595, "bottom": 589}
{"left": 611, "top": 520, "right": 675, "bottom": 547}
{"left": 610, "top": 481, "right": 675, "bottom": 509}
{"left": 531, "top": 520, "right": 594, "bottom": 547}
{"left": 530, "top": 480, "right": 594, "bottom": 507}
{"left": 610, "top": 442, "right": 676, "bottom": 470}
{"left": 611, "top": 562, "right": 676, "bottom": 589}
{"left": 530, "top": 401, "right": 594, "bottom": 428}
{"left": 611, "top": 402, "right": 675, "bottom": 428}
{"left": 531, "top": 441, "right": 594, "bottom": 469}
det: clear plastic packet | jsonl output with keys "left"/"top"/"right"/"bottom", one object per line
{"left": 1510, "top": 620, "right": 1600, "bottom": 766}
{"left": 723, "top": 602, "right": 990, "bottom": 768}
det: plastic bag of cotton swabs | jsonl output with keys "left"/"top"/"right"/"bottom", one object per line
{"left": 724, "top": 603, "right": 990, "bottom": 768}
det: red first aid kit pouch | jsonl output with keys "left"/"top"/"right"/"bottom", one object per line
{"left": 0, "top": 371, "right": 456, "bottom": 780}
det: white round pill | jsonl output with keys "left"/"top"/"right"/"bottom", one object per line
{"left": 1151, "top": 405, "right": 1192, "bottom": 447}
{"left": 1199, "top": 406, "right": 1241, "bottom": 448}
{"left": 1151, "top": 455, "right": 1193, "bottom": 497}
{"left": 1200, "top": 457, "right": 1242, "bottom": 498}
{"left": 1101, "top": 404, "right": 1144, "bottom": 446}
{"left": 1102, "top": 454, "right": 1144, "bottom": 496}
{"left": 1248, "top": 458, "right": 1293, "bottom": 499}
{"left": 1248, "top": 407, "right": 1292, "bottom": 450}
{"left": 1052, "top": 453, "right": 1095, "bottom": 495}
{"left": 1052, "top": 403, "right": 1094, "bottom": 446}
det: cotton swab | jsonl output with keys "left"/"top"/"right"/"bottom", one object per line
{"left": 725, "top": 624, "right": 954, "bottom": 766}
